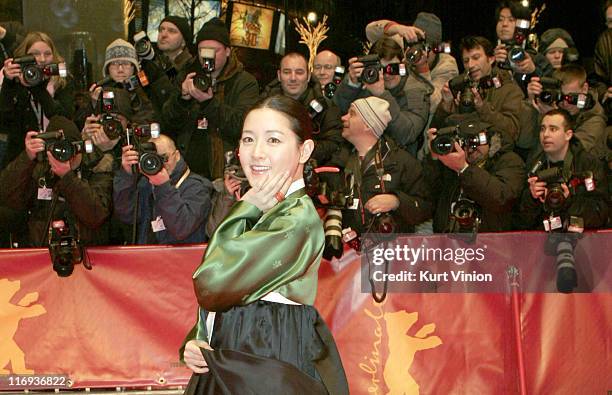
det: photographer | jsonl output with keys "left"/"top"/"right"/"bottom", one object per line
{"left": 334, "top": 37, "right": 430, "bottom": 155}
{"left": 539, "top": 28, "right": 578, "bottom": 70}
{"left": 313, "top": 49, "right": 342, "bottom": 89}
{"left": 81, "top": 39, "right": 156, "bottom": 127}
{"left": 493, "top": 1, "right": 554, "bottom": 93}
{"left": 0, "top": 31, "right": 74, "bottom": 167}
{"left": 526, "top": 64, "right": 608, "bottom": 161}
{"left": 433, "top": 36, "right": 524, "bottom": 144}
{"left": 261, "top": 52, "right": 344, "bottom": 166}
{"left": 423, "top": 119, "right": 525, "bottom": 233}
{"left": 365, "top": 13, "right": 459, "bottom": 139}
{"left": 162, "top": 17, "right": 259, "bottom": 180}
{"left": 517, "top": 109, "right": 608, "bottom": 230}
{"left": 113, "top": 133, "right": 212, "bottom": 244}
{"left": 0, "top": 116, "right": 112, "bottom": 246}
{"left": 339, "top": 97, "right": 431, "bottom": 236}
{"left": 156, "top": 16, "right": 193, "bottom": 72}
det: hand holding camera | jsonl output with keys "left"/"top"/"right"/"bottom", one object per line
{"left": 347, "top": 57, "right": 365, "bottom": 84}
{"left": 182, "top": 72, "right": 213, "bottom": 102}
{"left": 364, "top": 194, "right": 399, "bottom": 214}
{"left": 121, "top": 143, "right": 170, "bottom": 185}
{"left": 25, "top": 131, "right": 46, "bottom": 161}
{"left": 2, "top": 57, "right": 22, "bottom": 81}
{"left": 83, "top": 114, "right": 120, "bottom": 152}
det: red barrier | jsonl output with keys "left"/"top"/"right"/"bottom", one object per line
{"left": 0, "top": 233, "right": 610, "bottom": 393}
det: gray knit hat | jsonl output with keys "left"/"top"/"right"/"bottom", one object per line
{"left": 103, "top": 39, "right": 140, "bottom": 77}
{"left": 414, "top": 12, "right": 442, "bottom": 46}
{"left": 351, "top": 97, "right": 392, "bottom": 138}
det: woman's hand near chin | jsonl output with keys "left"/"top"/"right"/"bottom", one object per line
{"left": 240, "top": 170, "right": 292, "bottom": 212}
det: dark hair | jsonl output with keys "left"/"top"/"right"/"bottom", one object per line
{"left": 543, "top": 108, "right": 574, "bottom": 131}
{"left": 370, "top": 37, "right": 404, "bottom": 61}
{"left": 459, "top": 36, "right": 495, "bottom": 57}
{"left": 553, "top": 63, "right": 587, "bottom": 86}
{"left": 495, "top": 1, "right": 530, "bottom": 21}
{"left": 280, "top": 52, "right": 308, "bottom": 69}
{"left": 245, "top": 95, "right": 313, "bottom": 142}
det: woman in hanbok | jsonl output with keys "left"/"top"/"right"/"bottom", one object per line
{"left": 182, "top": 95, "right": 348, "bottom": 395}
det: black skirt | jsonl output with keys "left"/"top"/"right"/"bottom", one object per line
{"left": 184, "top": 301, "right": 348, "bottom": 395}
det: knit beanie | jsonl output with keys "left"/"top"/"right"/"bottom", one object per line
{"left": 351, "top": 97, "right": 392, "bottom": 138}
{"left": 414, "top": 12, "right": 442, "bottom": 46}
{"left": 539, "top": 28, "right": 576, "bottom": 54}
{"left": 103, "top": 39, "right": 140, "bottom": 77}
{"left": 46, "top": 116, "right": 81, "bottom": 142}
{"left": 161, "top": 16, "right": 193, "bottom": 49}
{"left": 195, "top": 17, "right": 230, "bottom": 47}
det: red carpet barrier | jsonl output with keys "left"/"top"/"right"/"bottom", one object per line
{"left": 0, "top": 233, "right": 610, "bottom": 393}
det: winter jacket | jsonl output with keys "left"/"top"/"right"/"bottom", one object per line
{"left": 516, "top": 140, "right": 608, "bottom": 230}
{"left": 113, "top": 157, "right": 213, "bottom": 244}
{"left": 0, "top": 151, "right": 112, "bottom": 246}
{"left": 161, "top": 52, "right": 259, "bottom": 180}
{"left": 342, "top": 136, "right": 432, "bottom": 234}
{"left": 423, "top": 133, "right": 526, "bottom": 233}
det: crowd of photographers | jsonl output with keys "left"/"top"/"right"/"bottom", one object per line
{"left": 0, "top": 2, "right": 610, "bottom": 281}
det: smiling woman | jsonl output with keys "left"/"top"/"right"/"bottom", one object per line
{"left": 181, "top": 95, "right": 349, "bottom": 395}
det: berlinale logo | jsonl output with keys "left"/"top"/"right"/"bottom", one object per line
{"left": 360, "top": 299, "right": 442, "bottom": 394}
{"left": 0, "top": 279, "right": 46, "bottom": 374}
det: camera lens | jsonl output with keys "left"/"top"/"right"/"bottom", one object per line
{"left": 362, "top": 66, "right": 379, "bottom": 84}
{"left": 194, "top": 74, "right": 212, "bottom": 92}
{"left": 23, "top": 64, "right": 43, "bottom": 86}
{"left": 509, "top": 47, "right": 526, "bottom": 63}
{"left": 324, "top": 83, "right": 337, "bottom": 98}
{"left": 431, "top": 134, "right": 455, "bottom": 155}
{"left": 139, "top": 152, "right": 164, "bottom": 175}
{"left": 546, "top": 185, "right": 566, "bottom": 210}
{"left": 49, "top": 141, "right": 75, "bottom": 162}
{"left": 102, "top": 118, "right": 123, "bottom": 140}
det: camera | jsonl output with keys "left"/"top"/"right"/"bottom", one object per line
{"left": 539, "top": 77, "right": 562, "bottom": 104}
{"left": 561, "top": 92, "right": 595, "bottom": 110}
{"left": 531, "top": 163, "right": 568, "bottom": 211}
{"left": 545, "top": 231, "right": 581, "bottom": 293}
{"left": 404, "top": 39, "right": 451, "bottom": 65}
{"left": 97, "top": 91, "right": 125, "bottom": 140}
{"left": 36, "top": 130, "right": 93, "bottom": 162}
{"left": 498, "top": 18, "right": 531, "bottom": 70}
{"left": 126, "top": 128, "right": 164, "bottom": 176}
{"left": 448, "top": 74, "right": 478, "bottom": 113}
{"left": 194, "top": 47, "right": 216, "bottom": 92}
{"left": 133, "top": 31, "right": 155, "bottom": 61}
{"left": 307, "top": 98, "right": 327, "bottom": 125}
{"left": 431, "top": 123, "right": 489, "bottom": 155}
{"left": 449, "top": 197, "right": 481, "bottom": 233}
{"left": 357, "top": 54, "right": 382, "bottom": 84}
{"left": 323, "top": 209, "right": 344, "bottom": 260}
{"left": 12, "top": 55, "right": 67, "bottom": 87}
{"left": 323, "top": 66, "right": 345, "bottom": 98}
{"left": 49, "top": 220, "right": 82, "bottom": 277}
{"left": 133, "top": 122, "right": 160, "bottom": 138}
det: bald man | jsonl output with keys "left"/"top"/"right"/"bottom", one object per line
{"left": 314, "top": 50, "right": 341, "bottom": 87}
{"left": 114, "top": 133, "right": 213, "bottom": 244}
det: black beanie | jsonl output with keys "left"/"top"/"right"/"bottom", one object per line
{"left": 161, "top": 16, "right": 193, "bottom": 49}
{"left": 46, "top": 116, "right": 81, "bottom": 142}
{"left": 195, "top": 17, "right": 230, "bottom": 47}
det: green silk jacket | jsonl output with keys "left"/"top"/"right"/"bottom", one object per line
{"left": 190, "top": 187, "right": 324, "bottom": 340}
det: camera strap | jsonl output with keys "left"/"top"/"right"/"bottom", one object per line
{"left": 175, "top": 168, "right": 190, "bottom": 189}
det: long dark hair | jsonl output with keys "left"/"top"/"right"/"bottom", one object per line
{"left": 245, "top": 95, "right": 313, "bottom": 143}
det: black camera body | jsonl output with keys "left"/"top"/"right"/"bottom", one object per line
{"left": 448, "top": 74, "right": 478, "bottom": 113}
{"left": 323, "top": 66, "right": 345, "bottom": 99}
{"left": 539, "top": 77, "right": 562, "bottom": 104}
{"left": 194, "top": 47, "right": 216, "bottom": 92}
{"left": 498, "top": 18, "right": 531, "bottom": 70}
{"left": 13, "top": 55, "right": 67, "bottom": 86}
{"left": 449, "top": 197, "right": 481, "bottom": 233}
{"left": 404, "top": 39, "right": 451, "bottom": 65}
{"left": 49, "top": 219, "right": 82, "bottom": 277}
{"left": 122, "top": 71, "right": 150, "bottom": 92}
{"left": 357, "top": 54, "right": 382, "bottom": 84}
{"left": 431, "top": 123, "right": 489, "bottom": 156}
{"left": 126, "top": 128, "right": 164, "bottom": 176}
{"left": 36, "top": 130, "right": 93, "bottom": 162}
{"left": 97, "top": 90, "right": 125, "bottom": 139}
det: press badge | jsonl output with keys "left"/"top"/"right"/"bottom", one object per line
{"left": 348, "top": 198, "right": 359, "bottom": 210}
{"left": 37, "top": 187, "right": 53, "bottom": 200}
{"left": 197, "top": 117, "right": 208, "bottom": 130}
{"left": 382, "top": 173, "right": 392, "bottom": 181}
{"left": 151, "top": 216, "right": 166, "bottom": 232}
{"left": 543, "top": 216, "right": 562, "bottom": 231}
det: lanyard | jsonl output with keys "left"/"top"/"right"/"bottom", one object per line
{"left": 175, "top": 168, "right": 190, "bottom": 189}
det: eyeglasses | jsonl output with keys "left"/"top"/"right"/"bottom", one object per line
{"left": 314, "top": 64, "right": 335, "bottom": 71}
{"left": 109, "top": 61, "right": 133, "bottom": 69}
